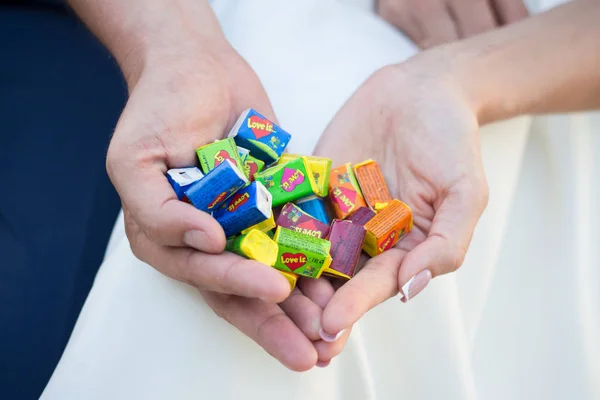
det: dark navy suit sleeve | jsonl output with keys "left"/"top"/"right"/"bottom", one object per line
{"left": 0, "top": 3, "right": 126, "bottom": 399}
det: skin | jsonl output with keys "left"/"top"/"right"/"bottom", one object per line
{"left": 317, "top": 0, "right": 600, "bottom": 364}
{"left": 67, "top": 0, "right": 600, "bottom": 370}
{"left": 377, "top": 0, "right": 529, "bottom": 48}
{"left": 68, "top": 0, "right": 346, "bottom": 371}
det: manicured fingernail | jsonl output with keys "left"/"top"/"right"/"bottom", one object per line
{"left": 316, "top": 360, "right": 330, "bottom": 368}
{"left": 400, "top": 269, "right": 432, "bottom": 302}
{"left": 183, "top": 230, "right": 213, "bottom": 252}
{"left": 319, "top": 328, "right": 345, "bottom": 343}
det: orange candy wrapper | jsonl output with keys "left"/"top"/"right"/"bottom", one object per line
{"left": 353, "top": 160, "right": 393, "bottom": 211}
{"left": 328, "top": 163, "right": 367, "bottom": 219}
{"left": 363, "top": 199, "right": 413, "bottom": 257}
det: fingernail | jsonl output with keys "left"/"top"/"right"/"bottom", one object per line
{"left": 400, "top": 269, "right": 432, "bottom": 303}
{"left": 316, "top": 360, "right": 330, "bottom": 368}
{"left": 319, "top": 328, "right": 345, "bottom": 343}
{"left": 183, "top": 230, "right": 213, "bottom": 252}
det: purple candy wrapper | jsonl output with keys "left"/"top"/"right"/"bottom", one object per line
{"left": 276, "top": 203, "right": 330, "bottom": 239}
{"left": 345, "top": 206, "right": 376, "bottom": 226}
{"left": 323, "top": 219, "right": 366, "bottom": 279}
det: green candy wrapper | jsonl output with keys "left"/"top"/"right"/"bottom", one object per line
{"left": 243, "top": 154, "right": 265, "bottom": 181}
{"left": 254, "top": 157, "right": 317, "bottom": 207}
{"left": 272, "top": 226, "right": 332, "bottom": 279}
{"left": 196, "top": 138, "right": 245, "bottom": 176}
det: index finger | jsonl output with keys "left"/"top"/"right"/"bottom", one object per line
{"left": 321, "top": 248, "right": 407, "bottom": 337}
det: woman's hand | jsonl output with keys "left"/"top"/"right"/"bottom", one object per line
{"left": 377, "top": 0, "right": 528, "bottom": 48}
{"left": 313, "top": 53, "right": 489, "bottom": 343}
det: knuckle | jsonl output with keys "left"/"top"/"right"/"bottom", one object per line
{"left": 448, "top": 247, "right": 466, "bottom": 273}
{"left": 211, "top": 300, "right": 229, "bottom": 321}
{"left": 256, "top": 312, "right": 286, "bottom": 343}
{"left": 377, "top": 0, "right": 400, "bottom": 19}
{"left": 178, "top": 250, "right": 201, "bottom": 287}
{"left": 143, "top": 218, "right": 164, "bottom": 244}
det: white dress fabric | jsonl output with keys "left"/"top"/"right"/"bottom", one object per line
{"left": 41, "top": 0, "right": 600, "bottom": 399}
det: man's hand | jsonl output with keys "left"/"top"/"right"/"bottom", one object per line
{"left": 377, "top": 0, "right": 528, "bottom": 48}
{"left": 68, "top": 0, "right": 346, "bottom": 371}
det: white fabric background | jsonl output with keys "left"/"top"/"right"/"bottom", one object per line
{"left": 41, "top": 0, "right": 599, "bottom": 399}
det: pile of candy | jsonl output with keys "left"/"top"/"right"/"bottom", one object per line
{"left": 166, "top": 109, "right": 413, "bottom": 290}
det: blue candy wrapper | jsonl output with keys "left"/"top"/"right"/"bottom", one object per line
{"left": 213, "top": 181, "right": 272, "bottom": 237}
{"left": 167, "top": 167, "right": 204, "bottom": 200}
{"left": 228, "top": 108, "right": 291, "bottom": 165}
{"left": 184, "top": 160, "right": 248, "bottom": 212}
{"left": 295, "top": 196, "right": 331, "bottom": 225}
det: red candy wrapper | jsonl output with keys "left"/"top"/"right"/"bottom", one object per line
{"left": 323, "top": 219, "right": 366, "bottom": 280}
{"left": 276, "top": 203, "right": 330, "bottom": 239}
{"left": 345, "top": 206, "right": 376, "bottom": 226}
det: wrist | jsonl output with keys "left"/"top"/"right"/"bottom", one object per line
{"left": 403, "top": 40, "right": 517, "bottom": 126}
{"left": 70, "top": 0, "right": 230, "bottom": 91}
{"left": 396, "top": 46, "right": 484, "bottom": 125}
{"left": 119, "top": 29, "right": 232, "bottom": 91}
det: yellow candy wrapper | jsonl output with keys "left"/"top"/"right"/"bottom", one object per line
{"left": 278, "top": 270, "right": 299, "bottom": 290}
{"left": 241, "top": 212, "right": 276, "bottom": 235}
{"left": 226, "top": 229, "right": 279, "bottom": 266}
{"left": 278, "top": 154, "right": 332, "bottom": 197}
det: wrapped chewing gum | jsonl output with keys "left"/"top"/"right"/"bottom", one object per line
{"left": 243, "top": 154, "right": 265, "bottom": 182}
{"left": 228, "top": 108, "right": 291, "bottom": 165}
{"left": 276, "top": 203, "right": 330, "bottom": 238}
{"left": 363, "top": 199, "right": 413, "bottom": 257}
{"left": 296, "top": 196, "right": 331, "bottom": 226}
{"left": 184, "top": 160, "right": 248, "bottom": 212}
{"left": 196, "top": 138, "right": 245, "bottom": 175}
{"left": 272, "top": 226, "right": 332, "bottom": 279}
{"left": 166, "top": 167, "right": 204, "bottom": 200}
{"left": 254, "top": 157, "right": 317, "bottom": 207}
{"left": 323, "top": 219, "right": 366, "bottom": 280}
{"left": 278, "top": 154, "right": 332, "bottom": 197}
{"left": 241, "top": 211, "right": 276, "bottom": 235}
{"left": 328, "top": 163, "right": 367, "bottom": 219}
{"left": 353, "top": 160, "right": 393, "bottom": 211}
{"left": 345, "top": 206, "right": 376, "bottom": 226}
{"left": 212, "top": 181, "right": 272, "bottom": 238}
{"left": 226, "top": 229, "right": 279, "bottom": 267}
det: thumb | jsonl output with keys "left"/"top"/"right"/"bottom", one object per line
{"left": 399, "top": 179, "right": 488, "bottom": 302}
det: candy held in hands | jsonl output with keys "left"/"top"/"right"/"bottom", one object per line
{"left": 166, "top": 167, "right": 204, "bottom": 200}
{"left": 279, "top": 154, "right": 332, "bottom": 197}
{"left": 196, "top": 138, "right": 245, "bottom": 175}
{"left": 184, "top": 160, "right": 248, "bottom": 212}
{"left": 228, "top": 108, "right": 291, "bottom": 165}
{"left": 328, "top": 163, "right": 367, "bottom": 219}
{"left": 212, "top": 181, "right": 272, "bottom": 238}
{"left": 279, "top": 270, "right": 299, "bottom": 290}
{"left": 276, "top": 203, "right": 330, "bottom": 239}
{"left": 323, "top": 219, "right": 366, "bottom": 280}
{"left": 353, "top": 160, "right": 393, "bottom": 211}
{"left": 241, "top": 211, "right": 276, "bottom": 235}
{"left": 273, "top": 226, "right": 332, "bottom": 279}
{"left": 226, "top": 229, "right": 278, "bottom": 267}
{"left": 237, "top": 146, "right": 250, "bottom": 164}
{"left": 254, "top": 157, "right": 317, "bottom": 207}
{"left": 362, "top": 199, "right": 413, "bottom": 257}
{"left": 345, "top": 206, "right": 375, "bottom": 226}
{"left": 295, "top": 196, "right": 332, "bottom": 226}
{"left": 243, "top": 154, "right": 265, "bottom": 182}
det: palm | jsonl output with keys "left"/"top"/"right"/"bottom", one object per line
{"left": 109, "top": 49, "right": 342, "bottom": 371}
{"left": 313, "top": 66, "right": 488, "bottom": 335}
